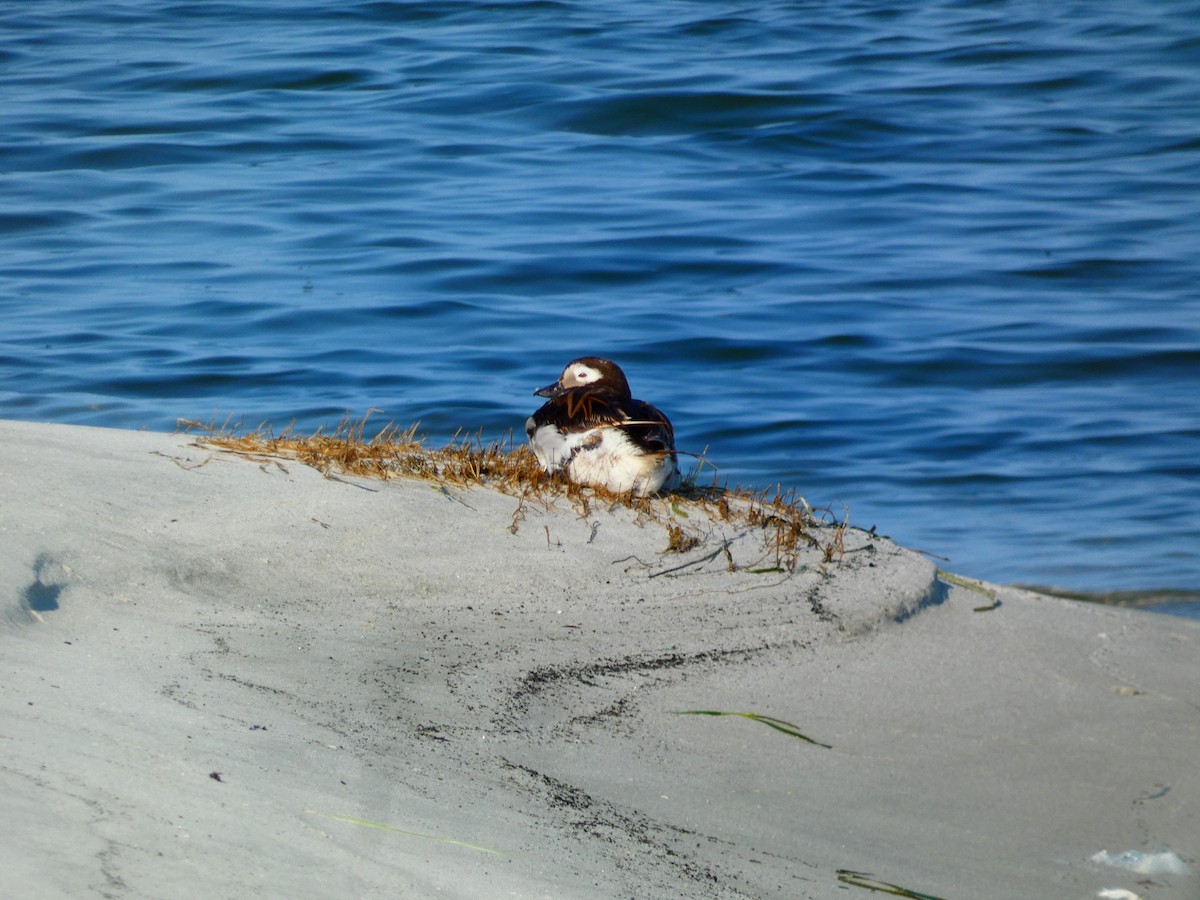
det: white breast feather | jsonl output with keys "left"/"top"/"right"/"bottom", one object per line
{"left": 566, "top": 428, "right": 677, "bottom": 496}
{"left": 527, "top": 418, "right": 591, "bottom": 472}
{"left": 527, "top": 418, "right": 677, "bottom": 496}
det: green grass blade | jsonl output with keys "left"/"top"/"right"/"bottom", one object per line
{"left": 307, "top": 809, "right": 508, "bottom": 856}
{"left": 674, "top": 710, "right": 832, "bottom": 749}
{"left": 936, "top": 569, "right": 1000, "bottom": 612}
{"left": 836, "top": 870, "right": 946, "bottom": 899}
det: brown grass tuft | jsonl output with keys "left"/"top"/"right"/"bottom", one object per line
{"left": 178, "top": 414, "right": 844, "bottom": 572}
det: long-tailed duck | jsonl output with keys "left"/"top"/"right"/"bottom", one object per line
{"left": 525, "top": 357, "right": 679, "bottom": 497}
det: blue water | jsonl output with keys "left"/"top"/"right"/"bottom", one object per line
{"left": 3, "top": 2, "right": 1199, "bottom": 614}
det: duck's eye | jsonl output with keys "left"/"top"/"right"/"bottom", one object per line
{"left": 575, "top": 369, "right": 591, "bottom": 381}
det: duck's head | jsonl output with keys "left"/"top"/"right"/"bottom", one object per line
{"left": 534, "top": 356, "right": 631, "bottom": 399}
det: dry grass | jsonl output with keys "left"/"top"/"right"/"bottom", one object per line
{"left": 178, "top": 413, "right": 846, "bottom": 573}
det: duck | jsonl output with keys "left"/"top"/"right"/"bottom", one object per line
{"left": 525, "top": 356, "right": 679, "bottom": 497}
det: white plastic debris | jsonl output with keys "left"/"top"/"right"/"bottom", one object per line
{"left": 1097, "top": 889, "right": 1141, "bottom": 900}
{"left": 1091, "top": 849, "right": 1189, "bottom": 876}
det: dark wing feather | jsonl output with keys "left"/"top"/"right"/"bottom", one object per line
{"left": 529, "top": 389, "right": 675, "bottom": 458}
{"left": 622, "top": 399, "right": 675, "bottom": 455}
{"left": 529, "top": 387, "right": 631, "bottom": 433}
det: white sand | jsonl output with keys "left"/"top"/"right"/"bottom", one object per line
{"left": 2, "top": 419, "right": 1196, "bottom": 899}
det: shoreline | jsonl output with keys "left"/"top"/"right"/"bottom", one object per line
{"left": 1012, "top": 584, "right": 1200, "bottom": 619}
{"left": 2, "top": 419, "right": 1196, "bottom": 899}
